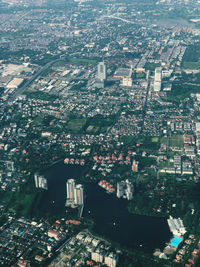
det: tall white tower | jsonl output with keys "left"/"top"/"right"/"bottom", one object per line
{"left": 74, "top": 184, "right": 84, "bottom": 205}
{"left": 154, "top": 67, "right": 162, "bottom": 92}
{"left": 97, "top": 62, "right": 107, "bottom": 81}
{"left": 66, "top": 179, "right": 75, "bottom": 202}
{"left": 34, "top": 173, "right": 48, "bottom": 190}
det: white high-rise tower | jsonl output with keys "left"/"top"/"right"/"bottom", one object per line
{"left": 66, "top": 179, "right": 84, "bottom": 207}
{"left": 74, "top": 184, "right": 84, "bottom": 205}
{"left": 34, "top": 173, "right": 48, "bottom": 190}
{"left": 154, "top": 67, "right": 162, "bottom": 92}
{"left": 96, "top": 62, "right": 107, "bottom": 88}
{"left": 66, "top": 179, "right": 75, "bottom": 205}
{"left": 98, "top": 62, "right": 107, "bottom": 81}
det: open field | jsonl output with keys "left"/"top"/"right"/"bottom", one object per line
{"left": 169, "top": 134, "right": 184, "bottom": 148}
{"left": 152, "top": 137, "right": 159, "bottom": 143}
{"left": 182, "top": 62, "right": 200, "bottom": 70}
{"left": 160, "top": 136, "right": 167, "bottom": 144}
{"left": 66, "top": 118, "right": 86, "bottom": 132}
{"left": 69, "top": 57, "right": 99, "bottom": 65}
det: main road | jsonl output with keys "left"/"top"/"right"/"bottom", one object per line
{"left": 140, "top": 70, "right": 151, "bottom": 134}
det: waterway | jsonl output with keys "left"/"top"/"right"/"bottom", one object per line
{"left": 41, "top": 162, "right": 171, "bottom": 252}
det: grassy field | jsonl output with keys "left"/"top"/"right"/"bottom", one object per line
{"left": 69, "top": 57, "right": 99, "bottom": 65}
{"left": 135, "top": 72, "right": 146, "bottom": 79}
{"left": 121, "top": 135, "right": 136, "bottom": 146}
{"left": 151, "top": 137, "right": 159, "bottom": 143}
{"left": 160, "top": 136, "right": 167, "bottom": 144}
{"left": 24, "top": 91, "right": 58, "bottom": 101}
{"left": 182, "top": 62, "right": 200, "bottom": 70}
{"left": 66, "top": 118, "right": 86, "bottom": 132}
{"left": 86, "top": 125, "right": 99, "bottom": 133}
{"left": 170, "top": 135, "right": 184, "bottom": 148}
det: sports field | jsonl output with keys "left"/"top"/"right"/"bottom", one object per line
{"left": 169, "top": 135, "right": 184, "bottom": 148}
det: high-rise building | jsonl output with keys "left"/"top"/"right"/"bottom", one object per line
{"left": 104, "top": 252, "right": 118, "bottom": 267}
{"left": 34, "top": 173, "right": 48, "bottom": 190}
{"left": 116, "top": 182, "right": 124, "bottom": 198}
{"left": 154, "top": 67, "right": 162, "bottom": 92}
{"left": 116, "top": 180, "right": 134, "bottom": 200}
{"left": 126, "top": 179, "right": 134, "bottom": 200}
{"left": 66, "top": 179, "right": 84, "bottom": 207}
{"left": 96, "top": 62, "right": 107, "bottom": 88}
{"left": 98, "top": 62, "right": 107, "bottom": 81}
{"left": 74, "top": 184, "right": 84, "bottom": 205}
{"left": 91, "top": 249, "right": 104, "bottom": 263}
{"left": 66, "top": 179, "right": 75, "bottom": 205}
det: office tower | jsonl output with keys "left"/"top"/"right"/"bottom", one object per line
{"left": 74, "top": 184, "right": 84, "bottom": 205}
{"left": 34, "top": 173, "right": 48, "bottom": 190}
{"left": 154, "top": 67, "right": 162, "bottom": 92}
{"left": 66, "top": 179, "right": 75, "bottom": 202}
{"left": 98, "top": 62, "right": 107, "bottom": 81}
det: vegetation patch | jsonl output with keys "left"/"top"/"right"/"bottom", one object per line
{"left": 68, "top": 57, "right": 99, "bottom": 65}
{"left": 166, "top": 84, "right": 200, "bottom": 101}
{"left": 24, "top": 91, "right": 58, "bottom": 101}
{"left": 66, "top": 118, "right": 86, "bottom": 132}
{"left": 160, "top": 136, "right": 167, "bottom": 144}
{"left": 121, "top": 135, "right": 136, "bottom": 146}
{"left": 86, "top": 125, "right": 99, "bottom": 133}
{"left": 169, "top": 134, "right": 184, "bottom": 148}
{"left": 84, "top": 114, "right": 117, "bottom": 134}
{"left": 182, "top": 62, "right": 200, "bottom": 70}
{"left": 151, "top": 137, "right": 159, "bottom": 143}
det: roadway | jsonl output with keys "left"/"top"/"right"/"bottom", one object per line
{"left": 140, "top": 70, "right": 151, "bottom": 134}
{"left": 103, "top": 15, "right": 135, "bottom": 25}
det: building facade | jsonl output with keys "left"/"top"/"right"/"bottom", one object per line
{"left": 34, "top": 173, "right": 48, "bottom": 190}
{"left": 97, "top": 62, "right": 107, "bottom": 81}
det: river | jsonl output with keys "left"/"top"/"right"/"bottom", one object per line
{"left": 40, "top": 162, "right": 171, "bottom": 252}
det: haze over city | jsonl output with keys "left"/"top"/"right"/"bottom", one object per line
{"left": 0, "top": 0, "right": 200, "bottom": 266}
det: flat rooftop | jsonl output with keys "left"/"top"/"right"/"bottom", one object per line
{"left": 114, "top": 68, "right": 132, "bottom": 78}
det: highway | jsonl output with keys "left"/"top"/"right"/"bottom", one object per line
{"left": 140, "top": 70, "right": 151, "bottom": 134}
{"left": 103, "top": 15, "right": 135, "bottom": 25}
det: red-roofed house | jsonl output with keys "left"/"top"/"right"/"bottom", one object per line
{"left": 48, "top": 229, "right": 59, "bottom": 240}
{"left": 188, "top": 259, "right": 195, "bottom": 264}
